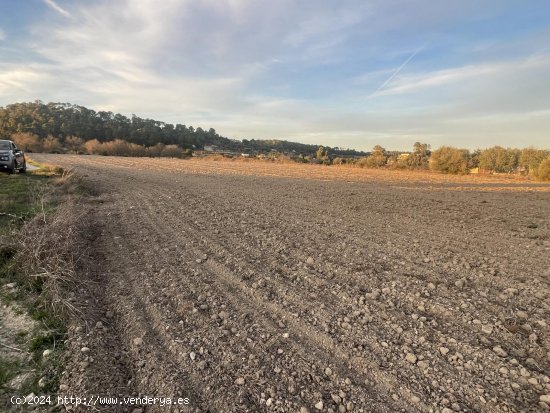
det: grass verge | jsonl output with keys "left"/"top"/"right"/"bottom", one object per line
{"left": 0, "top": 161, "right": 86, "bottom": 409}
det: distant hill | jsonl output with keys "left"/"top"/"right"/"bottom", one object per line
{"left": 0, "top": 101, "right": 367, "bottom": 157}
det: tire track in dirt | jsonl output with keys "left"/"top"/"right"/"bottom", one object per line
{"left": 137, "top": 182, "right": 527, "bottom": 412}
{"left": 86, "top": 206, "right": 212, "bottom": 412}
{"left": 126, "top": 187, "right": 414, "bottom": 412}
{"left": 145, "top": 178, "right": 549, "bottom": 378}
{"left": 108, "top": 181, "right": 506, "bottom": 413}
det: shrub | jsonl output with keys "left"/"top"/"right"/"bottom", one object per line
{"left": 82, "top": 139, "right": 189, "bottom": 158}
{"left": 537, "top": 156, "right": 550, "bottom": 181}
{"left": 128, "top": 143, "right": 146, "bottom": 157}
{"left": 11, "top": 132, "right": 43, "bottom": 152}
{"left": 479, "top": 146, "right": 519, "bottom": 173}
{"left": 429, "top": 146, "right": 470, "bottom": 174}
{"left": 356, "top": 145, "right": 387, "bottom": 168}
{"left": 42, "top": 135, "right": 63, "bottom": 153}
{"left": 146, "top": 143, "right": 165, "bottom": 157}
{"left": 364, "top": 155, "right": 387, "bottom": 168}
{"left": 161, "top": 144, "right": 184, "bottom": 158}
{"left": 84, "top": 139, "right": 102, "bottom": 154}
{"left": 101, "top": 139, "right": 131, "bottom": 156}
{"left": 356, "top": 157, "right": 369, "bottom": 168}
{"left": 520, "top": 148, "right": 549, "bottom": 176}
{"left": 315, "top": 146, "right": 329, "bottom": 161}
{"left": 64, "top": 136, "right": 84, "bottom": 154}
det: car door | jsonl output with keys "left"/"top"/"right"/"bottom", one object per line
{"left": 11, "top": 142, "right": 23, "bottom": 166}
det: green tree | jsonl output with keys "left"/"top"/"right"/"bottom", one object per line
{"left": 0, "top": 102, "right": 372, "bottom": 157}
{"left": 371, "top": 145, "right": 385, "bottom": 157}
{"left": 468, "top": 149, "right": 481, "bottom": 169}
{"left": 407, "top": 142, "right": 431, "bottom": 169}
{"left": 537, "top": 156, "right": 550, "bottom": 181}
{"left": 429, "top": 146, "right": 470, "bottom": 174}
{"left": 519, "top": 148, "right": 549, "bottom": 176}
{"left": 363, "top": 145, "right": 387, "bottom": 168}
{"left": 316, "top": 146, "right": 328, "bottom": 160}
{"left": 479, "top": 146, "right": 519, "bottom": 173}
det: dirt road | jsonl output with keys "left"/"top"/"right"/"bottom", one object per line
{"left": 31, "top": 155, "right": 550, "bottom": 412}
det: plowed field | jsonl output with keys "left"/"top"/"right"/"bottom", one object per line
{"left": 31, "top": 154, "right": 550, "bottom": 413}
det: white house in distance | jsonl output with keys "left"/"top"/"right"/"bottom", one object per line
{"left": 204, "top": 144, "right": 219, "bottom": 152}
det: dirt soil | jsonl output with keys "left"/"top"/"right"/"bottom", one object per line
{"left": 31, "top": 154, "right": 550, "bottom": 413}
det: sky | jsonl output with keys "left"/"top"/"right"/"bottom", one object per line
{"left": 0, "top": 0, "right": 549, "bottom": 151}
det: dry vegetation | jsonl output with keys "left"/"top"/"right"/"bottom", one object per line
{"left": 14, "top": 196, "right": 87, "bottom": 317}
{"left": 0, "top": 167, "right": 92, "bottom": 407}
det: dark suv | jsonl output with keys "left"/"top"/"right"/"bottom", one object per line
{"left": 0, "top": 139, "right": 26, "bottom": 174}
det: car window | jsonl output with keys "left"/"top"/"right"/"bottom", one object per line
{"left": 0, "top": 142, "right": 10, "bottom": 150}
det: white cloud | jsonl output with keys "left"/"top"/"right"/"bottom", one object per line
{"left": 374, "top": 64, "right": 499, "bottom": 96}
{"left": 1, "top": 0, "right": 549, "bottom": 150}
{"left": 284, "top": 6, "right": 367, "bottom": 47}
{"left": 42, "top": 0, "right": 71, "bottom": 18}
{"left": 0, "top": 65, "right": 53, "bottom": 95}
{"left": 373, "top": 54, "right": 550, "bottom": 97}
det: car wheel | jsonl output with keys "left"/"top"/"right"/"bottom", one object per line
{"left": 7, "top": 161, "right": 15, "bottom": 174}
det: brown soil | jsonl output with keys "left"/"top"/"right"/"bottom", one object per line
{"left": 31, "top": 154, "right": 550, "bottom": 413}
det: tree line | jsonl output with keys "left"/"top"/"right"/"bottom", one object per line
{"left": 2, "top": 101, "right": 548, "bottom": 181}
{"left": 0, "top": 101, "right": 367, "bottom": 157}
{"left": 344, "top": 144, "right": 549, "bottom": 181}
{"left": 260, "top": 142, "right": 549, "bottom": 181}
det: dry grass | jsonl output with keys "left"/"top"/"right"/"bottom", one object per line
{"left": 14, "top": 199, "right": 87, "bottom": 317}
{"left": 26, "top": 157, "right": 65, "bottom": 176}
{"left": 0, "top": 164, "right": 89, "bottom": 400}
{"left": 2, "top": 169, "right": 90, "bottom": 318}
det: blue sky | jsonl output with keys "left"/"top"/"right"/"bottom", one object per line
{"left": 0, "top": 0, "right": 549, "bottom": 150}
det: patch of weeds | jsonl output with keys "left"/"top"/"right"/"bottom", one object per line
{"left": 29, "top": 314, "right": 64, "bottom": 348}
{"left": 0, "top": 165, "right": 71, "bottom": 404}
{"left": 0, "top": 245, "right": 16, "bottom": 262}
{"left": 0, "top": 175, "right": 56, "bottom": 237}
{"left": 0, "top": 246, "right": 16, "bottom": 278}
{"left": 0, "top": 355, "right": 63, "bottom": 397}
{"left": 22, "top": 299, "right": 67, "bottom": 369}
{"left": 29, "top": 333, "right": 57, "bottom": 354}
{"left": 0, "top": 357, "right": 25, "bottom": 388}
